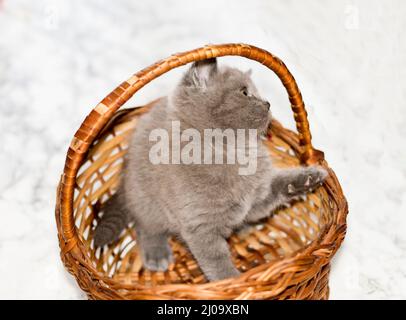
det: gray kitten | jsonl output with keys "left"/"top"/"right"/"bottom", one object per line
{"left": 94, "top": 59, "right": 327, "bottom": 281}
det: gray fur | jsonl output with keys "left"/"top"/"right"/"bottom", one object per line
{"left": 94, "top": 59, "right": 328, "bottom": 281}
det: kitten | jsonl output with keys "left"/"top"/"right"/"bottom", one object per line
{"left": 94, "top": 58, "right": 327, "bottom": 281}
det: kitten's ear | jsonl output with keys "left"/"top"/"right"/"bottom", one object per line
{"left": 245, "top": 69, "right": 252, "bottom": 77}
{"left": 183, "top": 58, "right": 218, "bottom": 88}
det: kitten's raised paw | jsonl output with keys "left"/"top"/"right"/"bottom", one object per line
{"left": 142, "top": 245, "right": 173, "bottom": 272}
{"left": 287, "top": 166, "right": 328, "bottom": 196}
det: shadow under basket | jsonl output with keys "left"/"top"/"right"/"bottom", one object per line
{"left": 55, "top": 43, "right": 348, "bottom": 300}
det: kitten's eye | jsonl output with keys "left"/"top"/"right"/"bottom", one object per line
{"left": 241, "top": 87, "right": 248, "bottom": 96}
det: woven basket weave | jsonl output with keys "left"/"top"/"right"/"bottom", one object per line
{"left": 55, "top": 43, "right": 348, "bottom": 300}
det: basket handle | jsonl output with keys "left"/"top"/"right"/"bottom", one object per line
{"left": 59, "top": 43, "right": 324, "bottom": 243}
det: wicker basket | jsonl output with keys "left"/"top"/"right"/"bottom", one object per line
{"left": 55, "top": 43, "right": 348, "bottom": 300}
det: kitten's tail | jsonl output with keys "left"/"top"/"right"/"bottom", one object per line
{"left": 94, "top": 193, "right": 129, "bottom": 247}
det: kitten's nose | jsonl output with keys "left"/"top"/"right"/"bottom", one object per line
{"left": 264, "top": 101, "right": 270, "bottom": 110}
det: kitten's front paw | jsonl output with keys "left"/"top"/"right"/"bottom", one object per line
{"left": 142, "top": 245, "right": 173, "bottom": 272}
{"left": 287, "top": 166, "right": 328, "bottom": 197}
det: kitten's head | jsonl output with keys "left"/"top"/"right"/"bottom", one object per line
{"left": 171, "top": 58, "right": 271, "bottom": 133}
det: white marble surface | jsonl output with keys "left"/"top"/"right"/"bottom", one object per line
{"left": 0, "top": 0, "right": 405, "bottom": 299}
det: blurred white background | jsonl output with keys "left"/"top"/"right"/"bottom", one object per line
{"left": 0, "top": 0, "right": 405, "bottom": 299}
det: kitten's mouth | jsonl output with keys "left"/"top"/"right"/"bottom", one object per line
{"left": 259, "top": 114, "right": 272, "bottom": 137}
